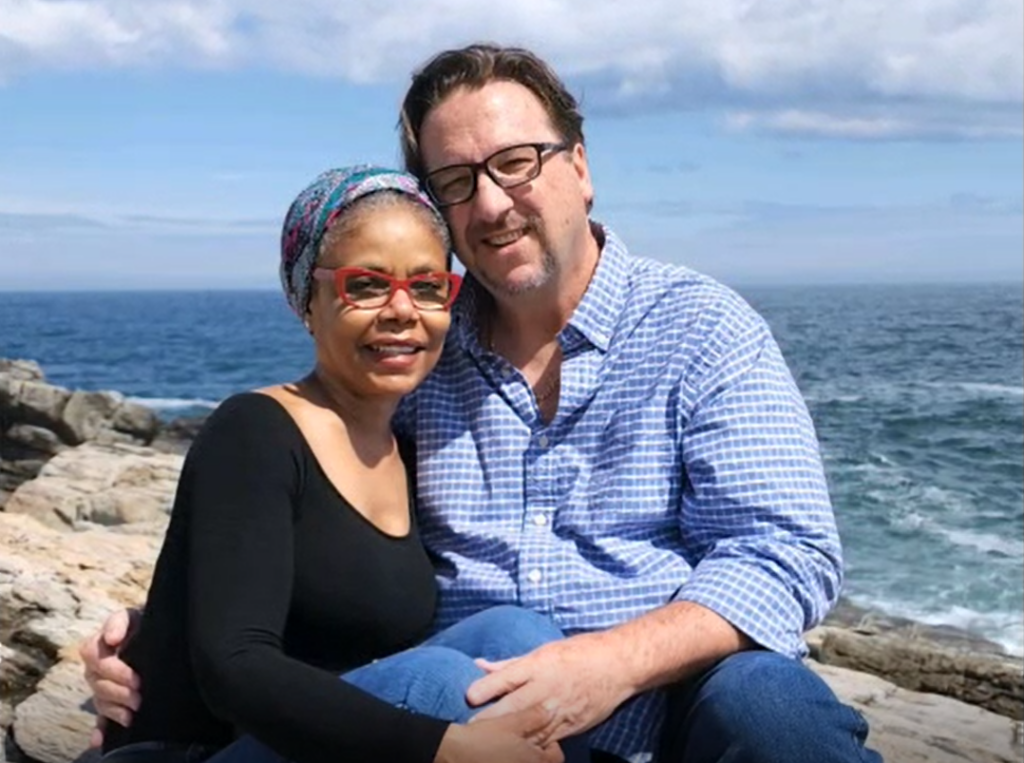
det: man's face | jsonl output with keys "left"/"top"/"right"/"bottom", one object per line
{"left": 418, "top": 81, "right": 594, "bottom": 299}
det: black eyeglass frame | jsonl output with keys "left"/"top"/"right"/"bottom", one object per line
{"left": 423, "top": 141, "right": 571, "bottom": 208}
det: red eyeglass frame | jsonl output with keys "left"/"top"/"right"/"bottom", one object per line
{"left": 312, "top": 267, "right": 463, "bottom": 311}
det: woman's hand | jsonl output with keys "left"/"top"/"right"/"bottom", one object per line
{"left": 434, "top": 704, "right": 565, "bottom": 763}
{"left": 78, "top": 607, "right": 143, "bottom": 747}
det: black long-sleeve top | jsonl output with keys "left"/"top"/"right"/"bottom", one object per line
{"left": 103, "top": 393, "right": 448, "bottom": 762}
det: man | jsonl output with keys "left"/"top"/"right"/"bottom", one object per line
{"left": 82, "top": 44, "right": 880, "bottom": 762}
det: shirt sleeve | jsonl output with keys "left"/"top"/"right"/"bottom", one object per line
{"left": 184, "top": 394, "right": 449, "bottom": 763}
{"left": 670, "top": 301, "right": 843, "bottom": 657}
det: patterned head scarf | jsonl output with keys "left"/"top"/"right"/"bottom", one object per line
{"left": 280, "top": 165, "right": 449, "bottom": 317}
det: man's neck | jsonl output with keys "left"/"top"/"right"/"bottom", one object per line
{"left": 488, "top": 223, "right": 603, "bottom": 358}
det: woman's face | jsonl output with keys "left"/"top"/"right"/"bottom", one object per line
{"left": 306, "top": 200, "right": 452, "bottom": 399}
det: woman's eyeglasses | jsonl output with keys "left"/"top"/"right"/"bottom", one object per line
{"left": 312, "top": 267, "right": 462, "bottom": 311}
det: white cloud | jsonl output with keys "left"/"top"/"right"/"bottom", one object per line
{"left": 726, "top": 108, "right": 1023, "bottom": 140}
{"left": 0, "top": 208, "right": 276, "bottom": 236}
{"left": 0, "top": 0, "right": 1020, "bottom": 137}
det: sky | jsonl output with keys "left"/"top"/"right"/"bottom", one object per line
{"left": 0, "top": 0, "right": 1021, "bottom": 290}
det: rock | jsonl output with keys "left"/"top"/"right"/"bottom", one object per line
{"left": 809, "top": 625, "right": 1024, "bottom": 720}
{"left": 1, "top": 380, "right": 71, "bottom": 437}
{"left": 5, "top": 443, "right": 183, "bottom": 530}
{"left": 0, "top": 359, "right": 44, "bottom": 383}
{"left": 823, "top": 598, "right": 1011, "bottom": 656}
{"left": 11, "top": 661, "right": 94, "bottom": 763}
{"left": 151, "top": 413, "right": 209, "bottom": 455}
{"left": 62, "top": 391, "right": 158, "bottom": 446}
{"left": 0, "top": 461, "right": 47, "bottom": 511}
{"left": 810, "top": 660, "right": 1023, "bottom": 763}
{"left": 0, "top": 512, "right": 160, "bottom": 762}
{"left": 110, "top": 401, "right": 160, "bottom": 443}
{"left": 1, "top": 360, "right": 163, "bottom": 506}
{"left": 4, "top": 425, "right": 67, "bottom": 457}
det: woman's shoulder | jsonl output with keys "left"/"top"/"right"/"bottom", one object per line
{"left": 192, "top": 391, "right": 299, "bottom": 449}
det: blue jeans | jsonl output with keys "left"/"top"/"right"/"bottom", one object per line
{"left": 651, "top": 650, "right": 882, "bottom": 763}
{"left": 209, "top": 605, "right": 588, "bottom": 763}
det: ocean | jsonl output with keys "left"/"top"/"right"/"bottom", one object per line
{"left": 2, "top": 283, "right": 1022, "bottom": 655}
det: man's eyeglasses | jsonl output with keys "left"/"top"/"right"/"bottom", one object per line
{"left": 423, "top": 142, "right": 570, "bottom": 208}
{"left": 312, "top": 267, "right": 463, "bottom": 311}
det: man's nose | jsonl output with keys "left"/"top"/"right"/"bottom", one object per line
{"left": 470, "top": 171, "right": 515, "bottom": 220}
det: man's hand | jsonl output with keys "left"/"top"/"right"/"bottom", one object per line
{"left": 465, "top": 632, "right": 632, "bottom": 746}
{"left": 78, "top": 607, "right": 143, "bottom": 747}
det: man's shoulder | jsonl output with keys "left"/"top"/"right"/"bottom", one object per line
{"left": 618, "top": 250, "right": 763, "bottom": 336}
{"left": 601, "top": 227, "right": 749, "bottom": 313}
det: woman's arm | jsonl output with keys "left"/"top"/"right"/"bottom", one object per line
{"left": 181, "top": 395, "right": 451, "bottom": 763}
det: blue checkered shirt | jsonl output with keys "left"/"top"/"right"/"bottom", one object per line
{"left": 395, "top": 225, "right": 842, "bottom": 761}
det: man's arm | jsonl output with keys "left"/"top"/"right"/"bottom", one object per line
{"left": 467, "top": 600, "right": 751, "bottom": 744}
{"left": 469, "top": 299, "right": 841, "bottom": 742}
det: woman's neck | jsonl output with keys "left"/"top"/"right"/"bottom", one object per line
{"left": 304, "top": 367, "right": 398, "bottom": 451}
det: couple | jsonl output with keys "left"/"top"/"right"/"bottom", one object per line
{"left": 83, "top": 42, "right": 882, "bottom": 763}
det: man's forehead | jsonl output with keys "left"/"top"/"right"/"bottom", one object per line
{"left": 419, "top": 83, "right": 558, "bottom": 165}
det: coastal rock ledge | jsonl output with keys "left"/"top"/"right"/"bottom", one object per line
{"left": 1, "top": 359, "right": 160, "bottom": 509}
{"left": 1, "top": 358, "right": 1022, "bottom": 762}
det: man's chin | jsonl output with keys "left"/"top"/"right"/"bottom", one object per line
{"left": 480, "top": 263, "right": 554, "bottom": 298}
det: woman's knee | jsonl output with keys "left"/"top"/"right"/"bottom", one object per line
{"left": 462, "top": 605, "right": 565, "bottom": 653}
{"left": 398, "top": 646, "right": 483, "bottom": 721}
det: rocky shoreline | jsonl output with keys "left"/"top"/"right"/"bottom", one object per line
{"left": 2, "top": 358, "right": 1022, "bottom": 763}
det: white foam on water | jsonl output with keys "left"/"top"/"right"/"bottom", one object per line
{"left": 938, "top": 527, "right": 1024, "bottom": 559}
{"left": 921, "top": 381, "right": 1024, "bottom": 398}
{"left": 870, "top": 452, "right": 898, "bottom": 468}
{"left": 806, "top": 391, "right": 865, "bottom": 405}
{"left": 883, "top": 495, "right": 1021, "bottom": 556}
{"left": 909, "top": 484, "right": 976, "bottom": 515}
{"left": 127, "top": 396, "right": 219, "bottom": 412}
{"left": 887, "top": 510, "right": 928, "bottom": 532}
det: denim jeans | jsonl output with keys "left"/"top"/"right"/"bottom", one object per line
{"left": 651, "top": 650, "right": 882, "bottom": 763}
{"left": 206, "top": 605, "right": 589, "bottom": 763}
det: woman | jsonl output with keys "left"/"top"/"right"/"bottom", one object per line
{"left": 100, "top": 166, "right": 584, "bottom": 763}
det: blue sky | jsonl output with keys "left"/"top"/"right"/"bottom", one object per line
{"left": 0, "top": 0, "right": 1021, "bottom": 290}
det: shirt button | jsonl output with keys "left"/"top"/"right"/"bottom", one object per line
{"left": 527, "top": 569, "right": 543, "bottom": 583}
{"left": 537, "top": 434, "right": 550, "bottom": 448}
{"left": 533, "top": 514, "right": 548, "bottom": 526}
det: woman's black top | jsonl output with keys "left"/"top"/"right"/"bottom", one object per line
{"left": 103, "top": 393, "right": 446, "bottom": 763}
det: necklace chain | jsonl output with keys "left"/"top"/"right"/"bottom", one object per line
{"left": 533, "top": 368, "right": 561, "bottom": 403}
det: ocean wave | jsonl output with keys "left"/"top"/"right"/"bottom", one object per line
{"left": 127, "top": 396, "right": 220, "bottom": 412}
{"left": 937, "top": 527, "right": 1024, "bottom": 559}
{"left": 808, "top": 379, "right": 1024, "bottom": 407}
{"left": 882, "top": 490, "right": 1023, "bottom": 555}
{"left": 804, "top": 392, "right": 865, "bottom": 405}
{"left": 922, "top": 381, "right": 1024, "bottom": 398}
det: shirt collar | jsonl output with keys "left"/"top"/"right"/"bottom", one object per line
{"left": 449, "top": 222, "right": 630, "bottom": 355}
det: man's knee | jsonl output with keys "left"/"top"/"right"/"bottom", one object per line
{"left": 680, "top": 651, "right": 841, "bottom": 726}
{"left": 661, "top": 651, "right": 877, "bottom": 762}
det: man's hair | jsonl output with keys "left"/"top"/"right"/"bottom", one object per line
{"left": 400, "top": 43, "right": 585, "bottom": 180}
